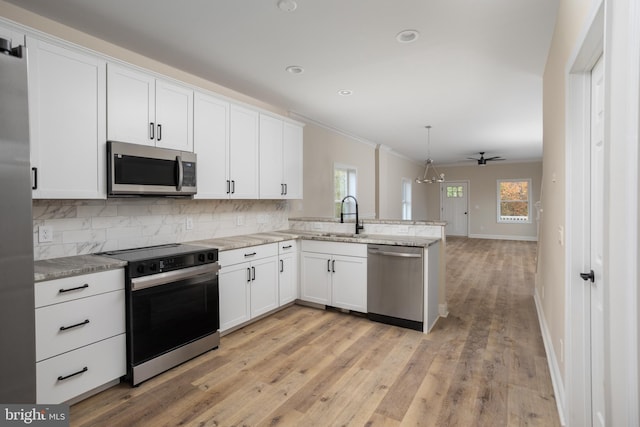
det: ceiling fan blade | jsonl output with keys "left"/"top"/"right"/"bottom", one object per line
{"left": 486, "top": 157, "right": 505, "bottom": 161}
{"left": 466, "top": 157, "right": 480, "bottom": 161}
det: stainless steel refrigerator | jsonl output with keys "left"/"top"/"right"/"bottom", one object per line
{"left": 0, "top": 38, "right": 36, "bottom": 402}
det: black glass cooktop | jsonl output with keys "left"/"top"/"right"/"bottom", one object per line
{"left": 99, "top": 243, "right": 212, "bottom": 262}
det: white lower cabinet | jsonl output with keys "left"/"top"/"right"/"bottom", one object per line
{"left": 34, "top": 269, "right": 125, "bottom": 404}
{"left": 219, "top": 243, "right": 278, "bottom": 332}
{"left": 278, "top": 240, "right": 298, "bottom": 305}
{"left": 300, "top": 240, "right": 367, "bottom": 313}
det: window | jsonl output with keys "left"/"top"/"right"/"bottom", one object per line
{"left": 446, "top": 185, "right": 464, "bottom": 198}
{"left": 497, "top": 179, "right": 531, "bottom": 223}
{"left": 334, "top": 165, "right": 357, "bottom": 218}
{"left": 402, "top": 178, "right": 412, "bottom": 220}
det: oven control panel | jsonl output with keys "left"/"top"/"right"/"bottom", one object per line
{"left": 128, "top": 249, "right": 218, "bottom": 278}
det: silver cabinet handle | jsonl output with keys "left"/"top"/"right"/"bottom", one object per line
{"left": 247, "top": 267, "right": 251, "bottom": 283}
{"left": 157, "top": 123, "right": 162, "bottom": 141}
{"left": 149, "top": 122, "right": 154, "bottom": 140}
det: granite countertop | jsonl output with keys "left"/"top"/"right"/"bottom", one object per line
{"left": 34, "top": 255, "right": 127, "bottom": 283}
{"left": 34, "top": 229, "right": 441, "bottom": 282}
{"left": 192, "top": 230, "right": 440, "bottom": 251}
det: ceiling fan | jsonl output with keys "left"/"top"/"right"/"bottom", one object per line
{"left": 467, "top": 152, "right": 505, "bottom": 166}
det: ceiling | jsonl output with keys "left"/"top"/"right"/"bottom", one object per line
{"left": 8, "top": 0, "right": 559, "bottom": 165}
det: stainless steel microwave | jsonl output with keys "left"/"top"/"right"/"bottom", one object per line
{"left": 107, "top": 141, "right": 197, "bottom": 197}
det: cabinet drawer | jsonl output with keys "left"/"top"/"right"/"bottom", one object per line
{"left": 278, "top": 240, "right": 297, "bottom": 254}
{"left": 220, "top": 243, "right": 277, "bottom": 266}
{"left": 301, "top": 240, "right": 367, "bottom": 257}
{"left": 36, "top": 334, "right": 126, "bottom": 404}
{"left": 36, "top": 290, "right": 125, "bottom": 362}
{"left": 35, "top": 269, "right": 124, "bottom": 308}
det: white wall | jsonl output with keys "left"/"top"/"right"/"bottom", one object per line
{"left": 299, "top": 123, "right": 376, "bottom": 219}
{"left": 377, "top": 146, "right": 429, "bottom": 220}
{"left": 423, "top": 162, "right": 543, "bottom": 240}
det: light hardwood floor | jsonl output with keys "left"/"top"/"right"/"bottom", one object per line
{"left": 70, "top": 237, "right": 560, "bottom": 426}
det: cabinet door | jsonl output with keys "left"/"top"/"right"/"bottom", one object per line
{"left": 332, "top": 255, "right": 367, "bottom": 313}
{"left": 300, "top": 252, "right": 331, "bottom": 305}
{"left": 155, "top": 79, "right": 193, "bottom": 151}
{"left": 283, "top": 122, "right": 303, "bottom": 199}
{"left": 219, "top": 262, "right": 251, "bottom": 332}
{"left": 259, "top": 114, "right": 284, "bottom": 199}
{"left": 194, "top": 92, "right": 230, "bottom": 199}
{"left": 28, "top": 38, "right": 106, "bottom": 199}
{"left": 250, "top": 256, "right": 279, "bottom": 318}
{"left": 106, "top": 63, "right": 155, "bottom": 146}
{"left": 279, "top": 252, "right": 298, "bottom": 305}
{"left": 229, "top": 104, "right": 259, "bottom": 199}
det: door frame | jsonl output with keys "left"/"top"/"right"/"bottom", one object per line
{"left": 565, "top": 4, "right": 603, "bottom": 425}
{"left": 440, "top": 180, "right": 469, "bottom": 237}
{"left": 565, "top": 1, "right": 640, "bottom": 425}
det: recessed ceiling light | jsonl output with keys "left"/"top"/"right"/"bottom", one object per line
{"left": 396, "top": 29, "right": 420, "bottom": 43}
{"left": 338, "top": 89, "right": 353, "bottom": 96}
{"left": 285, "top": 65, "right": 304, "bottom": 74}
{"left": 277, "top": 0, "right": 297, "bottom": 12}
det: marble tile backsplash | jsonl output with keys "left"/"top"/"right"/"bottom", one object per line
{"left": 33, "top": 199, "right": 290, "bottom": 260}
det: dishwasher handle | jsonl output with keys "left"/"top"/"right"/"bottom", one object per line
{"left": 367, "top": 248, "right": 422, "bottom": 258}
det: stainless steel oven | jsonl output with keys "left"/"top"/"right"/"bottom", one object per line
{"left": 100, "top": 244, "right": 219, "bottom": 386}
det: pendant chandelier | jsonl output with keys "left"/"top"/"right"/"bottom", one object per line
{"left": 415, "top": 125, "right": 445, "bottom": 184}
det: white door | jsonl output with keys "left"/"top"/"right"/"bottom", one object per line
{"left": 154, "top": 79, "right": 193, "bottom": 151}
{"left": 283, "top": 122, "right": 304, "bottom": 199}
{"left": 258, "top": 114, "right": 284, "bottom": 199}
{"left": 218, "top": 263, "right": 251, "bottom": 332}
{"left": 28, "top": 38, "right": 106, "bottom": 199}
{"left": 106, "top": 63, "right": 155, "bottom": 146}
{"left": 441, "top": 181, "right": 469, "bottom": 236}
{"left": 300, "top": 252, "right": 331, "bottom": 305}
{"left": 331, "top": 255, "right": 367, "bottom": 313}
{"left": 249, "top": 257, "right": 279, "bottom": 318}
{"left": 193, "top": 92, "right": 230, "bottom": 199}
{"left": 229, "top": 104, "right": 259, "bottom": 199}
{"left": 587, "top": 55, "right": 606, "bottom": 427}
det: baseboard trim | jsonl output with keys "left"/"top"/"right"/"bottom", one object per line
{"left": 438, "top": 303, "right": 449, "bottom": 318}
{"left": 467, "top": 233, "right": 538, "bottom": 242}
{"left": 534, "top": 289, "right": 566, "bottom": 426}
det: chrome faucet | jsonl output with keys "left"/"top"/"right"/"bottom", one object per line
{"left": 340, "top": 195, "right": 365, "bottom": 234}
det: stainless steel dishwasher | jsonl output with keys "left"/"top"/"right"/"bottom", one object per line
{"left": 367, "top": 244, "right": 423, "bottom": 331}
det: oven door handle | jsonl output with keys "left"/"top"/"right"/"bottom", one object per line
{"left": 131, "top": 263, "right": 220, "bottom": 291}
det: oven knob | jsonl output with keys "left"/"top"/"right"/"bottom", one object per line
{"left": 136, "top": 265, "right": 145, "bottom": 274}
{"left": 150, "top": 263, "right": 158, "bottom": 272}
{"left": 207, "top": 252, "right": 215, "bottom": 261}
{"left": 198, "top": 253, "right": 206, "bottom": 263}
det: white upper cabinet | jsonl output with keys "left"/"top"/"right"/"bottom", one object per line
{"left": 259, "top": 114, "right": 303, "bottom": 199}
{"left": 259, "top": 114, "right": 284, "bottom": 199}
{"left": 107, "top": 63, "right": 193, "bottom": 151}
{"left": 193, "top": 91, "right": 230, "bottom": 199}
{"left": 27, "top": 37, "right": 106, "bottom": 199}
{"left": 282, "top": 121, "right": 303, "bottom": 199}
{"left": 228, "top": 104, "right": 259, "bottom": 199}
{"left": 155, "top": 79, "right": 193, "bottom": 152}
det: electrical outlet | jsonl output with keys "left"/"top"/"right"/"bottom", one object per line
{"left": 185, "top": 217, "right": 194, "bottom": 231}
{"left": 236, "top": 215, "right": 245, "bottom": 226}
{"left": 38, "top": 226, "right": 53, "bottom": 243}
